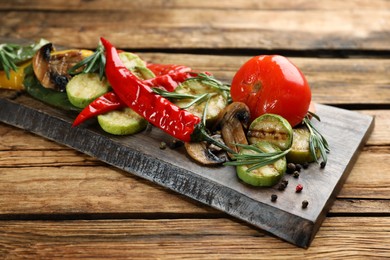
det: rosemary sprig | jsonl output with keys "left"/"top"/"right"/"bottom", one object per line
{"left": 0, "top": 44, "right": 18, "bottom": 78}
{"left": 188, "top": 72, "right": 231, "bottom": 101}
{"left": 152, "top": 87, "right": 214, "bottom": 109}
{"left": 191, "top": 72, "right": 231, "bottom": 91}
{"left": 303, "top": 112, "right": 330, "bottom": 167}
{"left": 0, "top": 39, "right": 49, "bottom": 79}
{"left": 68, "top": 41, "right": 106, "bottom": 79}
{"left": 224, "top": 144, "right": 290, "bottom": 172}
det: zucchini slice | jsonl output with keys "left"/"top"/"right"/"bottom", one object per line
{"left": 97, "top": 107, "right": 147, "bottom": 135}
{"left": 286, "top": 126, "right": 319, "bottom": 164}
{"left": 247, "top": 114, "right": 293, "bottom": 151}
{"left": 173, "top": 78, "right": 229, "bottom": 123}
{"left": 66, "top": 73, "right": 110, "bottom": 108}
{"left": 118, "top": 52, "right": 155, "bottom": 80}
{"left": 236, "top": 141, "right": 287, "bottom": 187}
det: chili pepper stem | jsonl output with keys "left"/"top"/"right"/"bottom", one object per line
{"left": 191, "top": 124, "right": 236, "bottom": 155}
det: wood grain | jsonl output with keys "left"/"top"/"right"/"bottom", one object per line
{"left": 0, "top": 3, "right": 389, "bottom": 50}
{"left": 0, "top": 0, "right": 388, "bottom": 254}
{"left": 2, "top": 0, "right": 390, "bottom": 11}
{"left": 1, "top": 217, "right": 389, "bottom": 259}
{"left": 0, "top": 88, "right": 374, "bottom": 247}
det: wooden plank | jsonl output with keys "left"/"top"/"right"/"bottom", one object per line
{"left": 0, "top": 161, "right": 389, "bottom": 216}
{"left": 1, "top": 146, "right": 388, "bottom": 216}
{"left": 0, "top": 90, "right": 374, "bottom": 248}
{"left": 2, "top": 0, "right": 390, "bottom": 11}
{"left": 330, "top": 199, "right": 390, "bottom": 214}
{"left": 0, "top": 217, "right": 389, "bottom": 259}
{"left": 0, "top": 8, "right": 388, "bottom": 51}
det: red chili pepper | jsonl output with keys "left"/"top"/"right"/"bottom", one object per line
{"left": 100, "top": 37, "right": 202, "bottom": 142}
{"left": 143, "top": 72, "right": 192, "bottom": 92}
{"left": 146, "top": 63, "right": 191, "bottom": 77}
{"left": 72, "top": 91, "right": 125, "bottom": 127}
{"left": 72, "top": 70, "right": 192, "bottom": 126}
{"left": 99, "top": 38, "right": 235, "bottom": 153}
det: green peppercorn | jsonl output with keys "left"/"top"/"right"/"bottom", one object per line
{"left": 159, "top": 141, "right": 167, "bottom": 149}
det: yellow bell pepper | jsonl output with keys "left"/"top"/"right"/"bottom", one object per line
{"left": 0, "top": 61, "right": 30, "bottom": 90}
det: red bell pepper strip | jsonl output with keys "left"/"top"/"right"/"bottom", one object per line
{"left": 72, "top": 91, "right": 125, "bottom": 127}
{"left": 100, "top": 37, "right": 235, "bottom": 153}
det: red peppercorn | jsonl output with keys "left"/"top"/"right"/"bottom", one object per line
{"left": 296, "top": 184, "right": 303, "bottom": 193}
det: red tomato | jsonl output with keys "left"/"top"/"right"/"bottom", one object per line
{"left": 230, "top": 55, "right": 311, "bottom": 127}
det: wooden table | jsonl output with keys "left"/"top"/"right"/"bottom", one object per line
{"left": 0, "top": 1, "right": 389, "bottom": 258}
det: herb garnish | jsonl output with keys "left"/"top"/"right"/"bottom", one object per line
{"left": 224, "top": 144, "right": 290, "bottom": 172}
{"left": 0, "top": 39, "right": 49, "bottom": 79}
{"left": 68, "top": 41, "right": 106, "bottom": 80}
{"left": 303, "top": 112, "right": 330, "bottom": 167}
{"left": 152, "top": 72, "right": 230, "bottom": 109}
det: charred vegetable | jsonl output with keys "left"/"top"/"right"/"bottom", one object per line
{"left": 213, "top": 102, "right": 251, "bottom": 154}
{"left": 32, "top": 43, "right": 93, "bottom": 92}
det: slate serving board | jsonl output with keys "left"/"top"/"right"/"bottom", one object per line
{"left": 0, "top": 90, "right": 374, "bottom": 248}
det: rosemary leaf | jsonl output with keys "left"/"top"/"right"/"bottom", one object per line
{"left": 303, "top": 113, "right": 330, "bottom": 166}
{"left": 0, "top": 39, "right": 49, "bottom": 79}
{"left": 224, "top": 143, "right": 290, "bottom": 172}
{"left": 68, "top": 41, "right": 106, "bottom": 79}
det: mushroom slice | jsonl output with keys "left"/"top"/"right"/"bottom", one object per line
{"left": 32, "top": 43, "right": 88, "bottom": 92}
{"left": 185, "top": 135, "right": 228, "bottom": 165}
{"left": 214, "top": 102, "right": 251, "bottom": 154}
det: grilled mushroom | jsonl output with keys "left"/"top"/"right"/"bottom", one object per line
{"left": 32, "top": 43, "right": 89, "bottom": 92}
{"left": 184, "top": 134, "right": 228, "bottom": 165}
{"left": 214, "top": 102, "right": 251, "bottom": 154}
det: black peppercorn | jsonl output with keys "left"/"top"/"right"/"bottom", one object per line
{"left": 302, "top": 162, "right": 309, "bottom": 169}
{"left": 278, "top": 183, "right": 286, "bottom": 191}
{"left": 295, "top": 164, "right": 302, "bottom": 172}
{"left": 271, "top": 194, "right": 278, "bottom": 202}
{"left": 287, "top": 163, "right": 296, "bottom": 173}
{"left": 302, "top": 200, "right": 309, "bottom": 208}
{"left": 293, "top": 171, "right": 300, "bottom": 178}
{"left": 320, "top": 161, "right": 326, "bottom": 168}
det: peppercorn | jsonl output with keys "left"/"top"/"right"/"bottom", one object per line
{"left": 296, "top": 184, "right": 303, "bottom": 193}
{"left": 320, "top": 161, "right": 326, "bottom": 169}
{"left": 281, "top": 179, "right": 289, "bottom": 187}
{"left": 293, "top": 171, "right": 300, "bottom": 178}
{"left": 169, "top": 139, "right": 184, "bottom": 149}
{"left": 302, "top": 162, "right": 309, "bottom": 169}
{"left": 287, "top": 163, "right": 296, "bottom": 173}
{"left": 302, "top": 200, "right": 309, "bottom": 208}
{"left": 278, "top": 183, "right": 286, "bottom": 191}
{"left": 159, "top": 141, "right": 167, "bottom": 150}
{"left": 271, "top": 194, "right": 278, "bottom": 202}
{"left": 295, "top": 164, "right": 302, "bottom": 172}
